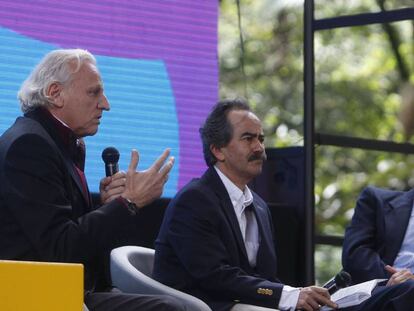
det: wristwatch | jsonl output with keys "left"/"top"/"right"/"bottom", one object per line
{"left": 121, "top": 197, "right": 138, "bottom": 215}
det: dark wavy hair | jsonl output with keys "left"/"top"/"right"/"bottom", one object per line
{"left": 199, "top": 99, "right": 250, "bottom": 166}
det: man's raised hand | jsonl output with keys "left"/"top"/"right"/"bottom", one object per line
{"left": 121, "top": 148, "right": 174, "bottom": 209}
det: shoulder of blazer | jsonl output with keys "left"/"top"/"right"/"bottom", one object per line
{"left": 361, "top": 186, "right": 413, "bottom": 211}
{"left": 362, "top": 185, "right": 404, "bottom": 201}
{"left": 198, "top": 167, "right": 229, "bottom": 199}
{"left": 0, "top": 116, "right": 61, "bottom": 158}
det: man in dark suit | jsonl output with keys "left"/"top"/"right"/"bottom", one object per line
{"left": 0, "top": 49, "right": 185, "bottom": 311}
{"left": 153, "top": 99, "right": 337, "bottom": 311}
{"left": 342, "top": 186, "right": 414, "bottom": 309}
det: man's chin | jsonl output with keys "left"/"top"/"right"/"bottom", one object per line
{"left": 79, "top": 127, "right": 99, "bottom": 137}
{"left": 248, "top": 164, "right": 263, "bottom": 177}
{"left": 250, "top": 159, "right": 264, "bottom": 168}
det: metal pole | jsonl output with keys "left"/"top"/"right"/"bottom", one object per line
{"left": 303, "top": 0, "right": 315, "bottom": 285}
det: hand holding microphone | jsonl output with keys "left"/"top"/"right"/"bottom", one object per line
{"left": 102, "top": 147, "right": 120, "bottom": 177}
{"left": 100, "top": 147, "right": 126, "bottom": 204}
{"left": 295, "top": 271, "right": 351, "bottom": 311}
{"left": 296, "top": 286, "right": 338, "bottom": 311}
{"left": 100, "top": 147, "right": 174, "bottom": 209}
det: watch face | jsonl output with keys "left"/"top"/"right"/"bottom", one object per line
{"left": 127, "top": 201, "right": 138, "bottom": 215}
{"left": 128, "top": 202, "right": 138, "bottom": 214}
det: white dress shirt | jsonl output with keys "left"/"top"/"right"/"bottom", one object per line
{"left": 393, "top": 203, "right": 414, "bottom": 273}
{"left": 214, "top": 166, "right": 300, "bottom": 310}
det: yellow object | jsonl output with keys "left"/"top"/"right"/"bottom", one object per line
{"left": 0, "top": 260, "right": 84, "bottom": 311}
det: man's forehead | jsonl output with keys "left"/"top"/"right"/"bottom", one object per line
{"left": 228, "top": 110, "right": 262, "bottom": 128}
{"left": 70, "top": 61, "right": 102, "bottom": 84}
{"left": 67, "top": 59, "right": 95, "bottom": 72}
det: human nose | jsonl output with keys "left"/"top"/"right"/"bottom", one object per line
{"left": 98, "top": 94, "right": 110, "bottom": 111}
{"left": 253, "top": 138, "right": 264, "bottom": 152}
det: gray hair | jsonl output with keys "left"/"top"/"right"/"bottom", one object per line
{"left": 18, "top": 49, "right": 97, "bottom": 113}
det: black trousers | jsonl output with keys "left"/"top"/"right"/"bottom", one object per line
{"left": 344, "top": 280, "right": 414, "bottom": 311}
{"left": 85, "top": 288, "right": 186, "bottom": 311}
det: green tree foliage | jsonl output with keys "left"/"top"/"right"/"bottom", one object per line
{"left": 219, "top": 0, "right": 414, "bottom": 283}
{"left": 219, "top": 0, "right": 305, "bottom": 147}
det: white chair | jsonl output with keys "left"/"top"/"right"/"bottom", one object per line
{"left": 110, "top": 246, "right": 212, "bottom": 311}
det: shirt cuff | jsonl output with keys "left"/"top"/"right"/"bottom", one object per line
{"left": 278, "top": 285, "right": 300, "bottom": 311}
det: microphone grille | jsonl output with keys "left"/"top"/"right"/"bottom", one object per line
{"left": 335, "top": 270, "right": 352, "bottom": 288}
{"left": 102, "top": 147, "right": 120, "bottom": 164}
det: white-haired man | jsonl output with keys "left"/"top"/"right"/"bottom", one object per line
{"left": 0, "top": 49, "right": 184, "bottom": 311}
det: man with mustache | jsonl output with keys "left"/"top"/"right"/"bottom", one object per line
{"left": 153, "top": 100, "right": 337, "bottom": 311}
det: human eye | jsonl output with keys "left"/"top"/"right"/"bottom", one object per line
{"left": 88, "top": 87, "right": 102, "bottom": 97}
{"left": 241, "top": 134, "right": 254, "bottom": 142}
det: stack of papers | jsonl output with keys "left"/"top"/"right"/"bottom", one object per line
{"left": 320, "top": 279, "right": 387, "bottom": 310}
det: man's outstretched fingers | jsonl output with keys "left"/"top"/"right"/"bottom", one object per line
{"left": 159, "top": 156, "right": 175, "bottom": 177}
{"left": 128, "top": 149, "right": 139, "bottom": 173}
{"left": 150, "top": 148, "right": 170, "bottom": 172}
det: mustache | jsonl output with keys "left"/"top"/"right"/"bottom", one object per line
{"left": 248, "top": 152, "right": 267, "bottom": 162}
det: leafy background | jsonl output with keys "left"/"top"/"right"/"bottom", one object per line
{"left": 219, "top": 0, "right": 414, "bottom": 284}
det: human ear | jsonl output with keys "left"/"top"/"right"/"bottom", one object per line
{"left": 211, "top": 145, "right": 225, "bottom": 162}
{"left": 46, "top": 82, "right": 64, "bottom": 108}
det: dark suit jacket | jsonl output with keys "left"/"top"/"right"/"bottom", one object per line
{"left": 0, "top": 109, "right": 136, "bottom": 292}
{"left": 342, "top": 186, "right": 414, "bottom": 284}
{"left": 153, "top": 167, "right": 283, "bottom": 311}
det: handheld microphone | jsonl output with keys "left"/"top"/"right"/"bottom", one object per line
{"left": 102, "top": 147, "right": 120, "bottom": 177}
{"left": 323, "top": 270, "right": 352, "bottom": 295}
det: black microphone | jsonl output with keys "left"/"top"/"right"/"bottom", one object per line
{"left": 102, "top": 147, "right": 120, "bottom": 177}
{"left": 323, "top": 270, "right": 352, "bottom": 294}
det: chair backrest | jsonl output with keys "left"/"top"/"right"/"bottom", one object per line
{"left": 127, "top": 246, "right": 154, "bottom": 277}
{"left": 110, "top": 246, "right": 212, "bottom": 311}
{"left": 0, "top": 260, "right": 84, "bottom": 311}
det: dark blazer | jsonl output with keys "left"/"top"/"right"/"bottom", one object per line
{"left": 342, "top": 186, "right": 414, "bottom": 284}
{"left": 0, "top": 109, "right": 136, "bottom": 292}
{"left": 153, "top": 167, "right": 283, "bottom": 311}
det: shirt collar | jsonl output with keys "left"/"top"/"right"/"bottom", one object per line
{"left": 214, "top": 166, "right": 253, "bottom": 214}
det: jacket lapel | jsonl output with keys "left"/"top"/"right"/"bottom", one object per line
{"left": 204, "top": 168, "right": 249, "bottom": 261}
{"left": 384, "top": 189, "right": 414, "bottom": 263}
{"left": 253, "top": 200, "right": 277, "bottom": 277}
{"left": 63, "top": 153, "right": 92, "bottom": 209}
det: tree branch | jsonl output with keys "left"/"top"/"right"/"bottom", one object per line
{"left": 376, "top": 0, "right": 410, "bottom": 81}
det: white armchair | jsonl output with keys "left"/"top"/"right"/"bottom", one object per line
{"left": 110, "top": 246, "right": 212, "bottom": 311}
